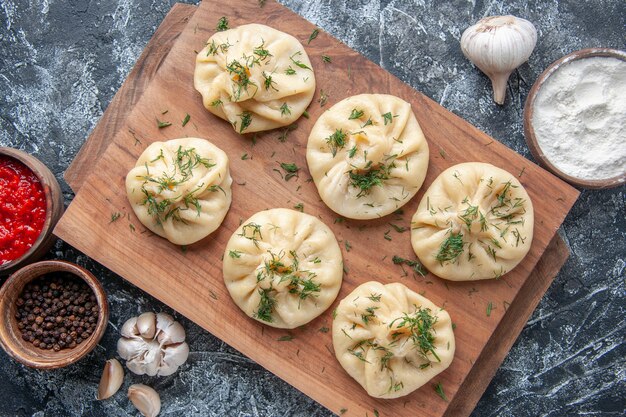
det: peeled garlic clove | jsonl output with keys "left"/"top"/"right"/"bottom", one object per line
{"left": 136, "top": 312, "right": 157, "bottom": 339}
{"left": 120, "top": 316, "right": 139, "bottom": 338}
{"left": 128, "top": 384, "right": 161, "bottom": 417}
{"left": 460, "top": 15, "right": 537, "bottom": 105}
{"left": 96, "top": 359, "right": 124, "bottom": 400}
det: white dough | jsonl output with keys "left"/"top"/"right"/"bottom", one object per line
{"left": 125, "top": 138, "right": 232, "bottom": 245}
{"left": 194, "top": 23, "right": 316, "bottom": 133}
{"left": 223, "top": 208, "right": 343, "bottom": 329}
{"left": 306, "top": 94, "right": 429, "bottom": 219}
{"left": 411, "top": 162, "right": 534, "bottom": 281}
{"left": 332, "top": 281, "right": 455, "bottom": 399}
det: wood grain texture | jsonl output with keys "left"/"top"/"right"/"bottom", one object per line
{"left": 54, "top": 1, "right": 579, "bottom": 416}
{"left": 63, "top": 3, "right": 198, "bottom": 192}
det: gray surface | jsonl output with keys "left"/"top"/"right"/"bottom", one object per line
{"left": 0, "top": 0, "right": 624, "bottom": 416}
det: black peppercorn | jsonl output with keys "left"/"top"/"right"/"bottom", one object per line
{"left": 15, "top": 273, "right": 99, "bottom": 352}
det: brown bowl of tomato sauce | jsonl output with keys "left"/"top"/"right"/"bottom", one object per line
{"left": 0, "top": 147, "right": 64, "bottom": 276}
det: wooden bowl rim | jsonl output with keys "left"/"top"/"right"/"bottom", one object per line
{"left": 0, "top": 260, "right": 109, "bottom": 369}
{"left": 0, "top": 147, "right": 64, "bottom": 273}
{"left": 523, "top": 48, "right": 626, "bottom": 190}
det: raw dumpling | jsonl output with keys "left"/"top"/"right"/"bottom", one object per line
{"left": 223, "top": 208, "right": 343, "bottom": 329}
{"left": 306, "top": 94, "right": 429, "bottom": 219}
{"left": 194, "top": 23, "right": 316, "bottom": 134}
{"left": 332, "top": 281, "right": 455, "bottom": 399}
{"left": 411, "top": 162, "right": 534, "bottom": 281}
{"left": 125, "top": 138, "right": 232, "bottom": 245}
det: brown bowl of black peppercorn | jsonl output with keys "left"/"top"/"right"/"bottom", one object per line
{"left": 0, "top": 260, "right": 108, "bottom": 369}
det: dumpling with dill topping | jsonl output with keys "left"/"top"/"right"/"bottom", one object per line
{"left": 411, "top": 162, "right": 534, "bottom": 281}
{"left": 125, "top": 138, "right": 232, "bottom": 245}
{"left": 306, "top": 94, "right": 429, "bottom": 219}
{"left": 223, "top": 208, "right": 343, "bottom": 329}
{"left": 332, "top": 281, "right": 455, "bottom": 399}
{"left": 194, "top": 23, "right": 316, "bottom": 134}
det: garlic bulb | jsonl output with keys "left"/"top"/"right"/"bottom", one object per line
{"left": 117, "top": 312, "right": 189, "bottom": 376}
{"left": 128, "top": 384, "right": 161, "bottom": 417}
{"left": 460, "top": 15, "right": 537, "bottom": 105}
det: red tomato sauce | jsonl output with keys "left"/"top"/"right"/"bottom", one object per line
{"left": 0, "top": 155, "right": 47, "bottom": 265}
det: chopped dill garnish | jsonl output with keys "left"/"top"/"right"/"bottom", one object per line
{"left": 348, "top": 145, "right": 357, "bottom": 158}
{"left": 325, "top": 128, "right": 347, "bottom": 157}
{"left": 227, "top": 58, "right": 258, "bottom": 101}
{"left": 348, "top": 164, "right": 391, "bottom": 197}
{"left": 349, "top": 108, "right": 364, "bottom": 120}
{"left": 157, "top": 119, "right": 171, "bottom": 128}
{"left": 389, "top": 223, "right": 408, "bottom": 233}
{"left": 382, "top": 112, "right": 395, "bottom": 125}
{"left": 239, "top": 222, "right": 263, "bottom": 246}
{"left": 277, "top": 334, "right": 294, "bottom": 342}
{"left": 390, "top": 307, "right": 440, "bottom": 362}
{"left": 321, "top": 54, "right": 332, "bottom": 63}
{"left": 277, "top": 123, "right": 298, "bottom": 142}
{"left": 262, "top": 71, "right": 277, "bottom": 91}
{"left": 228, "top": 250, "right": 242, "bottom": 258}
{"left": 434, "top": 382, "right": 448, "bottom": 401}
{"left": 279, "top": 162, "right": 300, "bottom": 181}
{"left": 392, "top": 255, "right": 426, "bottom": 276}
{"left": 361, "top": 118, "right": 373, "bottom": 128}
{"left": 361, "top": 306, "right": 379, "bottom": 324}
{"left": 289, "top": 51, "right": 312, "bottom": 70}
{"left": 318, "top": 89, "right": 329, "bottom": 106}
{"left": 294, "top": 202, "right": 304, "bottom": 212}
{"left": 210, "top": 99, "right": 222, "bottom": 107}
{"left": 458, "top": 204, "right": 479, "bottom": 230}
{"left": 344, "top": 240, "right": 352, "bottom": 252}
{"left": 302, "top": 110, "right": 310, "bottom": 119}
{"left": 110, "top": 212, "right": 121, "bottom": 223}
{"left": 319, "top": 326, "right": 329, "bottom": 333}
{"left": 367, "top": 293, "right": 382, "bottom": 302}
{"left": 238, "top": 111, "right": 252, "bottom": 133}
{"left": 308, "top": 28, "right": 319, "bottom": 44}
{"left": 253, "top": 40, "right": 272, "bottom": 61}
{"left": 285, "top": 66, "right": 296, "bottom": 75}
{"left": 436, "top": 231, "right": 464, "bottom": 265}
{"left": 216, "top": 16, "right": 229, "bottom": 32}
{"left": 486, "top": 301, "right": 493, "bottom": 317}
{"left": 280, "top": 102, "right": 291, "bottom": 116}
{"left": 182, "top": 113, "right": 190, "bottom": 127}
{"left": 255, "top": 288, "right": 275, "bottom": 322}
{"left": 241, "top": 153, "right": 249, "bottom": 160}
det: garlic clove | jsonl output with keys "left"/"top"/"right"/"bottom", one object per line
{"left": 136, "top": 312, "right": 157, "bottom": 339}
{"left": 128, "top": 384, "right": 161, "bottom": 417}
{"left": 126, "top": 357, "right": 148, "bottom": 376}
{"left": 96, "top": 359, "right": 124, "bottom": 400}
{"left": 155, "top": 312, "right": 175, "bottom": 331}
{"left": 157, "top": 342, "right": 190, "bottom": 376}
{"left": 460, "top": 15, "right": 537, "bottom": 105}
{"left": 142, "top": 340, "right": 163, "bottom": 377}
{"left": 120, "top": 316, "right": 139, "bottom": 338}
{"left": 117, "top": 336, "right": 148, "bottom": 361}
{"left": 156, "top": 320, "right": 186, "bottom": 345}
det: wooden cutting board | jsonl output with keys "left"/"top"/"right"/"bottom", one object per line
{"left": 56, "top": 1, "right": 579, "bottom": 416}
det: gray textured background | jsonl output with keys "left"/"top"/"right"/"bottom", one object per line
{"left": 1, "top": 0, "right": 625, "bottom": 416}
